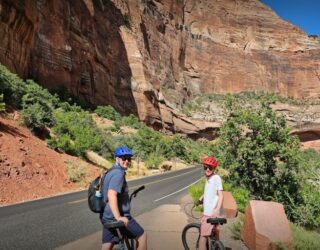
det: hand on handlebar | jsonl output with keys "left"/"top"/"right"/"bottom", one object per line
{"left": 117, "top": 216, "right": 129, "bottom": 227}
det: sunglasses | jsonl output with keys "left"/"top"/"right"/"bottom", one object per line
{"left": 203, "top": 165, "right": 213, "bottom": 171}
{"left": 120, "top": 156, "right": 132, "bottom": 162}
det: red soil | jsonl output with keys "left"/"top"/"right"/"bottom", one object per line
{"left": 0, "top": 112, "right": 100, "bottom": 206}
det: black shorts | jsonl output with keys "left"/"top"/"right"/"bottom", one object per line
{"left": 102, "top": 217, "right": 144, "bottom": 244}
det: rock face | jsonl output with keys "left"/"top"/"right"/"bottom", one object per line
{"left": 272, "top": 103, "right": 320, "bottom": 151}
{"left": 0, "top": 0, "right": 319, "bottom": 136}
{"left": 241, "top": 200, "right": 293, "bottom": 250}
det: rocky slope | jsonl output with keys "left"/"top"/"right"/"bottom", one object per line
{"left": 0, "top": 113, "right": 100, "bottom": 206}
{"left": 0, "top": 0, "right": 319, "bottom": 137}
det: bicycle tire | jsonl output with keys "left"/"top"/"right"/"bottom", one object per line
{"left": 182, "top": 223, "right": 201, "bottom": 250}
{"left": 211, "top": 240, "right": 225, "bottom": 250}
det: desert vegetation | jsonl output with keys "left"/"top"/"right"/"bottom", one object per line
{"left": 1, "top": 63, "right": 319, "bottom": 247}
{"left": 0, "top": 64, "right": 215, "bottom": 173}
{"left": 189, "top": 95, "right": 320, "bottom": 248}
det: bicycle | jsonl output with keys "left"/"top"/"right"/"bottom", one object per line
{"left": 103, "top": 185, "right": 145, "bottom": 250}
{"left": 181, "top": 203, "right": 227, "bottom": 250}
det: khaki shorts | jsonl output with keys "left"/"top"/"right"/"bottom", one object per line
{"left": 200, "top": 215, "right": 222, "bottom": 236}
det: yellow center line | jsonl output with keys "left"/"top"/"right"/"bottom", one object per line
{"left": 68, "top": 168, "right": 200, "bottom": 205}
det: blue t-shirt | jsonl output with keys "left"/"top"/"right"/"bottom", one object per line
{"left": 101, "top": 164, "right": 130, "bottom": 221}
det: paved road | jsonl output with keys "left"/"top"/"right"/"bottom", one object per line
{"left": 0, "top": 166, "right": 203, "bottom": 250}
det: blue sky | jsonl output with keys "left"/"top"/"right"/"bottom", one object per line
{"left": 261, "top": 0, "right": 320, "bottom": 36}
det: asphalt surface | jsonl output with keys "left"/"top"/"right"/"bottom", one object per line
{"left": 0, "top": 166, "right": 203, "bottom": 250}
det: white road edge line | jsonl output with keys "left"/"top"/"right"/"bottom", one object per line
{"left": 153, "top": 178, "right": 202, "bottom": 202}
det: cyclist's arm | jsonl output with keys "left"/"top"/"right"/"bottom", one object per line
{"left": 214, "top": 190, "right": 223, "bottom": 216}
{"left": 108, "top": 189, "right": 129, "bottom": 225}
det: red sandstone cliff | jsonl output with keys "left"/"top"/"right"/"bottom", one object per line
{"left": 0, "top": 0, "right": 319, "bottom": 136}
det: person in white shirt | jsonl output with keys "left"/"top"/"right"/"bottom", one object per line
{"left": 197, "top": 156, "right": 223, "bottom": 250}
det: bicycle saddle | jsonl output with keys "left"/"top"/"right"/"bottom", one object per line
{"left": 207, "top": 218, "right": 227, "bottom": 225}
{"left": 103, "top": 220, "right": 126, "bottom": 229}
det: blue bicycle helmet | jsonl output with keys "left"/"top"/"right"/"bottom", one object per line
{"left": 114, "top": 146, "right": 133, "bottom": 157}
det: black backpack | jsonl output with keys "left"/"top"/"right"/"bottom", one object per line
{"left": 88, "top": 168, "right": 115, "bottom": 214}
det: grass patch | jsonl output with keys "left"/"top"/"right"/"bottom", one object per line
{"left": 291, "top": 223, "right": 320, "bottom": 250}
{"left": 189, "top": 178, "right": 205, "bottom": 202}
{"left": 228, "top": 213, "right": 244, "bottom": 240}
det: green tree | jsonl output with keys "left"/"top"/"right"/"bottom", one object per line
{"left": 0, "top": 64, "right": 27, "bottom": 108}
{"left": 47, "top": 109, "right": 113, "bottom": 158}
{"left": 145, "top": 153, "right": 165, "bottom": 169}
{"left": 218, "top": 97, "right": 302, "bottom": 220}
{"left": 95, "top": 105, "right": 122, "bottom": 121}
{"left": 21, "top": 80, "right": 59, "bottom": 131}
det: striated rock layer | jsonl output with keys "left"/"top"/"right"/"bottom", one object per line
{"left": 0, "top": 0, "right": 320, "bottom": 137}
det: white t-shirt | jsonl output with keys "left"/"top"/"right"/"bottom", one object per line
{"left": 203, "top": 175, "right": 223, "bottom": 216}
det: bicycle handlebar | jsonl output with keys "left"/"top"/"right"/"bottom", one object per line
{"left": 129, "top": 185, "right": 145, "bottom": 201}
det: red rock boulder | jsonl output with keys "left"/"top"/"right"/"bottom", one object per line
{"left": 241, "top": 200, "right": 292, "bottom": 250}
{"left": 222, "top": 191, "right": 238, "bottom": 218}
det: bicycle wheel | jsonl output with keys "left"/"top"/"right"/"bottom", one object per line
{"left": 211, "top": 240, "right": 225, "bottom": 250}
{"left": 182, "top": 223, "right": 201, "bottom": 250}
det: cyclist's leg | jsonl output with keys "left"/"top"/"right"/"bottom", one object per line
{"left": 136, "top": 231, "right": 147, "bottom": 250}
{"left": 101, "top": 242, "right": 114, "bottom": 250}
{"left": 199, "top": 235, "right": 208, "bottom": 250}
{"left": 124, "top": 217, "right": 147, "bottom": 250}
{"left": 102, "top": 226, "right": 119, "bottom": 250}
{"left": 200, "top": 215, "right": 214, "bottom": 250}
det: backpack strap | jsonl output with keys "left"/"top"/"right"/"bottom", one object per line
{"left": 99, "top": 167, "right": 117, "bottom": 219}
{"left": 99, "top": 167, "right": 116, "bottom": 197}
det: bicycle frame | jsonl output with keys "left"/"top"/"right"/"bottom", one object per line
{"left": 181, "top": 208, "right": 227, "bottom": 250}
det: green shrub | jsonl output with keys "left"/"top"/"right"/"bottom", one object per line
{"left": 21, "top": 80, "right": 59, "bottom": 130}
{"left": 145, "top": 153, "right": 165, "bottom": 169}
{"left": 189, "top": 179, "right": 205, "bottom": 203}
{"left": 0, "top": 64, "right": 27, "bottom": 108}
{"left": 65, "top": 160, "right": 87, "bottom": 183}
{"left": 218, "top": 97, "right": 302, "bottom": 221}
{"left": 297, "top": 149, "right": 320, "bottom": 184}
{"left": 122, "top": 125, "right": 217, "bottom": 164}
{"left": 95, "top": 105, "right": 122, "bottom": 121}
{"left": 291, "top": 223, "right": 320, "bottom": 250}
{"left": 121, "top": 114, "right": 143, "bottom": 129}
{"left": 229, "top": 214, "right": 245, "bottom": 240}
{"left": 290, "top": 185, "right": 320, "bottom": 231}
{"left": 124, "top": 126, "right": 164, "bottom": 159}
{"left": 47, "top": 109, "right": 113, "bottom": 158}
{"left": 223, "top": 182, "right": 251, "bottom": 213}
{"left": 290, "top": 149, "right": 320, "bottom": 230}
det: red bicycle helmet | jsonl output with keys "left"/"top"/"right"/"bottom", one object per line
{"left": 202, "top": 156, "right": 218, "bottom": 168}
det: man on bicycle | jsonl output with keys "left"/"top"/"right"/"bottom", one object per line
{"left": 101, "top": 146, "right": 147, "bottom": 250}
{"left": 198, "top": 156, "right": 224, "bottom": 250}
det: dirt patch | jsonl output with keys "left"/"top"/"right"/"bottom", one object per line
{"left": 0, "top": 114, "right": 101, "bottom": 206}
